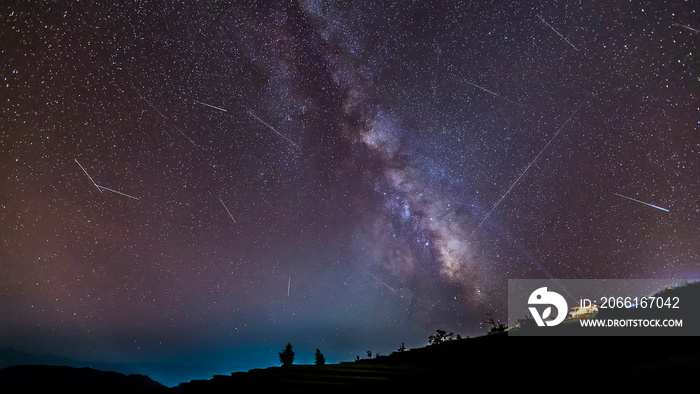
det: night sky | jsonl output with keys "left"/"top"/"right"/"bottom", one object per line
{"left": 1, "top": 0, "right": 698, "bottom": 384}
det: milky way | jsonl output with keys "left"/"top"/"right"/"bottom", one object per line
{"left": 1, "top": 0, "right": 698, "bottom": 384}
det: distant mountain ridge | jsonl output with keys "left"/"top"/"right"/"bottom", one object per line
{"left": 0, "top": 348, "right": 217, "bottom": 387}
{"left": 0, "top": 364, "right": 165, "bottom": 393}
{"left": 0, "top": 347, "right": 83, "bottom": 369}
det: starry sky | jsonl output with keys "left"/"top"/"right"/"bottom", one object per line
{"left": 1, "top": 0, "right": 698, "bottom": 383}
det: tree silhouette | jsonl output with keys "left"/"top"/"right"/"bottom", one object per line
{"left": 366, "top": 350, "right": 372, "bottom": 359}
{"left": 278, "top": 343, "right": 295, "bottom": 367}
{"left": 485, "top": 312, "right": 507, "bottom": 333}
{"left": 314, "top": 349, "right": 325, "bottom": 365}
{"left": 428, "top": 329, "right": 455, "bottom": 345}
{"left": 397, "top": 343, "right": 406, "bottom": 353}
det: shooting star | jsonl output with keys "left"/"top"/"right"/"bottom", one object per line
{"left": 75, "top": 159, "right": 139, "bottom": 200}
{"left": 470, "top": 104, "right": 583, "bottom": 238}
{"left": 97, "top": 185, "right": 140, "bottom": 200}
{"left": 137, "top": 92, "right": 198, "bottom": 148}
{"left": 675, "top": 23, "right": 700, "bottom": 34}
{"left": 137, "top": 92, "right": 167, "bottom": 119}
{"left": 368, "top": 272, "right": 396, "bottom": 293}
{"left": 75, "top": 159, "right": 103, "bottom": 193}
{"left": 537, "top": 14, "right": 579, "bottom": 52}
{"left": 614, "top": 193, "right": 669, "bottom": 213}
{"left": 194, "top": 100, "right": 228, "bottom": 112}
{"left": 218, "top": 197, "right": 238, "bottom": 224}
{"left": 247, "top": 110, "right": 301, "bottom": 150}
{"left": 432, "top": 45, "right": 441, "bottom": 97}
{"left": 287, "top": 276, "right": 291, "bottom": 297}
{"left": 465, "top": 81, "right": 523, "bottom": 107}
{"left": 171, "top": 124, "right": 199, "bottom": 148}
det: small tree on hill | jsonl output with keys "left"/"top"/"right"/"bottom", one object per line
{"left": 315, "top": 349, "right": 325, "bottom": 365}
{"left": 428, "top": 329, "right": 455, "bottom": 345}
{"left": 279, "top": 343, "right": 295, "bottom": 367}
{"left": 485, "top": 312, "right": 507, "bottom": 334}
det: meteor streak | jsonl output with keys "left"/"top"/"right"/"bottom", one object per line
{"left": 137, "top": 92, "right": 167, "bottom": 119}
{"left": 137, "top": 92, "right": 198, "bottom": 148}
{"left": 537, "top": 14, "right": 579, "bottom": 51}
{"left": 218, "top": 197, "right": 238, "bottom": 224}
{"left": 75, "top": 159, "right": 102, "bottom": 193}
{"left": 247, "top": 110, "right": 301, "bottom": 149}
{"left": 194, "top": 100, "right": 228, "bottom": 112}
{"left": 75, "top": 159, "right": 139, "bottom": 200}
{"left": 172, "top": 124, "right": 199, "bottom": 148}
{"left": 368, "top": 272, "right": 396, "bottom": 292}
{"left": 97, "top": 185, "right": 140, "bottom": 200}
{"left": 465, "top": 81, "right": 523, "bottom": 107}
{"left": 470, "top": 104, "right": 583, "bottom": 238}
{"left": 614, "top": 193, "right": 669, "bottom": 212}
{"left": 675, "top": 23, "right": 700, "bottom": 34}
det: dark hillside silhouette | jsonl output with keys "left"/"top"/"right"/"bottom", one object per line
{"left": 168, "top": 332, "right": 700, "bottom": 392}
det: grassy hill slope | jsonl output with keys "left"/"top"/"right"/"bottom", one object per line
{"left": 165, "top": 333, "right": 700, "bottom": 392}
